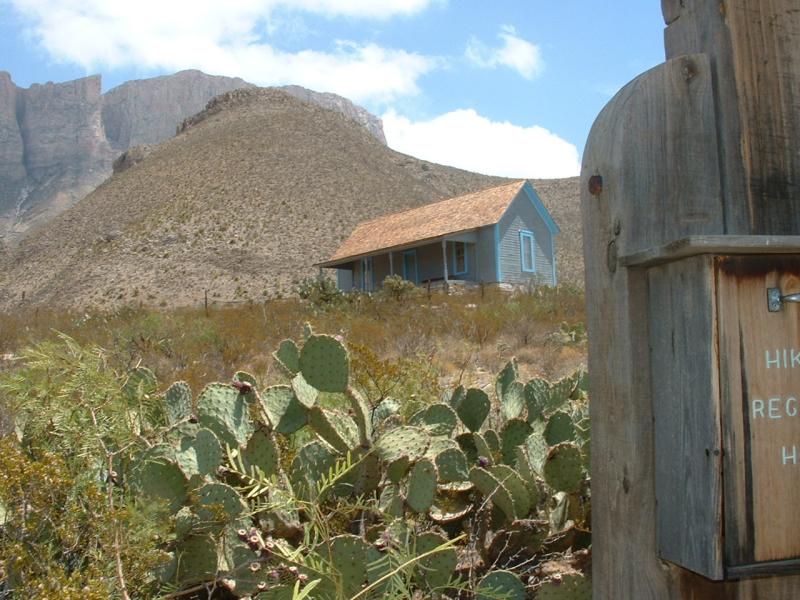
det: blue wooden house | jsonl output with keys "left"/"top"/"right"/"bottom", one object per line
{"left": 318, "top": 180, "right": 560, "bottom": 291}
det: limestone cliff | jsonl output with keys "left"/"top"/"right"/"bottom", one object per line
{"left": 0, "top": 70, "right": 387, "bottom": 245}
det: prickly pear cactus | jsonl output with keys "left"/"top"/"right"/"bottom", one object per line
{"left": 535, "top": 573, "right": 592, "bottom": 599}
{"left": 299, "top": 334, "right": 348, "bottom": 392}
{"left": 406, "top": 458, "right": 437, "bottom": 513}
{"left": 476, "top": 570, "right": 526, "bottom": 600}
{"left": 196, "top": 383, "right": 253, "bottom": 448}
{"left": 413, "top": 531, "right": 457, "bottom": 590}
{"left": 456, "top": 388, "right": 490, "bottom": 432}
{"left": 124, "top": 331, "right": 592, "bottom": 598}
{"left": 260, "top": 385, "right": 308, "bottom": 434}
{"left": 274, "top": 339, "right": 301, "bottom": 376}
{"left": 133, "top": 458, "right": 188, "bottom": 513}
{"left": 176, "top": 428, "right": 223, "bottom": 478}
{"left": 329, "top": 534, "right": 369, "bottom": 597}
{"left": 543, "top": 443, "right": 584, "bottom": 493}
{"left": 242, "top": 429, "right": 279, "bottom": 478}
{"left": 164, "top": 381, "right": 193, "bottom": 426}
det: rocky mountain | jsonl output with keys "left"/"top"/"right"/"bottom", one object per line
{"left": 0, "top": 70, "right": 387, "bottom": 245}
{"left": 0, "top": 88, "right": 580, "bottom": 310}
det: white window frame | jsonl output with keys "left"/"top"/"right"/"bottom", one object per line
{"left": 520, "top": 230, "right": 536, "bottom": 273}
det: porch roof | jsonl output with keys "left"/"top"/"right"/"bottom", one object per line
{"left": 318, "top": 180, "right": 526, "bottom": 268}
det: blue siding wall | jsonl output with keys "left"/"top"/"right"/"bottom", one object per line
{"left": 496, "top": 192, "right": 556, "bottom": 286}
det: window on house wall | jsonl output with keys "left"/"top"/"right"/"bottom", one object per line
{"left": 520, "top": 231, "right": 536, "bottom": 273}
{"left": 452, "top": 241, "right": 468, "bottom": 275}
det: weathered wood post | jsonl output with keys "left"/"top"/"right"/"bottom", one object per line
{"left": 582, "top": 1, "right": 800, "bottom": 598}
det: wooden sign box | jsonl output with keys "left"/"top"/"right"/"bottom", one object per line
{"left": 623, "top": 236, "right": 800, "bottom": 581}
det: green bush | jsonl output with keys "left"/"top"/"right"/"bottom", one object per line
{"left": 296, "top": 277, "right": 343, "bottom": 307}
{"left": 0, "top": 332, "right": 591, "bottom": 598}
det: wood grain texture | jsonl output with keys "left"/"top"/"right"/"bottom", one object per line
{"left": 716, "top": 256, "right": 800, "bottom": 565}
{"left": 582, "top": 0, "right": 800, "bottom": 595}
{"left": 648, "top": 255, "right": 724, "bottom": 580}
{"left": 621, "top": 235, "right": 800, "bottom": 267}
{"left": 665, "top": 0, "right": 800, "bottom": 234}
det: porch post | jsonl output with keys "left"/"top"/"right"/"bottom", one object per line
{"left": 389, "top": 251, "right": 394, "bottom": 276}
{"left": 441, "top": 239, "right": 449, "bottom": 292}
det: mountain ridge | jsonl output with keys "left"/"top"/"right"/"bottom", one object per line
{"left": 0, "top": 87, "right": 582, "bottom": 311}
{"left": 0, "top": 69, "right": 386, "bottom": 245}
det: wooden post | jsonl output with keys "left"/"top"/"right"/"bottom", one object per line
{"left": 582, "top": 2, "right": 800, "bottom": 597}
{"left": 442, "top": 239, "right": 449, "bottom": 294}
{"left": 389, "top": 251, "right": 394, "bottom": 276}
{"left": 204, "top": 289, "right": 209, "bottom": 317}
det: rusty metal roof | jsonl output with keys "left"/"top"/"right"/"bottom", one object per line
{"left": 320, "top": 180, "right": 527, "bottom": 266}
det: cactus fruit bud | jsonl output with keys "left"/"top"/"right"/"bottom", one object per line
{"left": 249, "top": 562, "right": 261, "bottom": 572}
{"left": 231, "top": 379, "right": 254, "bottom": 394}
{"left": 237, "top": 529, "right": 248, "bottom": 541}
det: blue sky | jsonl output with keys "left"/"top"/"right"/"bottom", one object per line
{"left": 0, "top": 1, "right": 666, "bottom": 178}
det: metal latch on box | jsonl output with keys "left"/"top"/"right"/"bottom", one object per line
{"left": 768, "top": 288, "right": 800, "bottom": 312}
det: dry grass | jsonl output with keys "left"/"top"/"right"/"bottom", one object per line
{"left": 0, "top": 285, "right": 586, "bottom": 394}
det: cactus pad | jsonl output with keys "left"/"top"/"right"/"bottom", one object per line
{"left": 291, "top": 373, "right": 318, "bottom": 408}
{"left": 501, "top": 381, "right": 526, "bottom": 421}
{"left": 476, "top": 570, "right": 526, "bottom": 600}
{"left": 495, "top": 359, "right": 519, "bottom": 402}
{"left": 375, "top": 426, "right": 430, "bottom": 464}
{"left": 309, "top": 406, "right": 358, "bottom": 454}
{"left": 435, "top": 448, "right": 470, "bottom": 483}
{"left": 490, "top": 464, "right": 531, "bottom": 517}
{"left": 386, "top": 456, "right": 411, "bottom": 483}
{"left": 289, "top": 440, "right": 337, "bottom": 500}
{"left": 329, "top": 534, "right": 369, "bottom": 597}
{"left": 164, "top": 381, "right": 193, "bottom": 426}
{"left": 176, "top": 428, "right": 223, "bottom": 478}
{"left": 543, "top": 443, "right": 584, "bottom": 493}
{"left": 469, "top": 466, "right": 516, "bottom": 521}
{"left": 406, "top": 458, "right": 437, "bottom": 513}
{"left": 242, "top": 429, "right": 279, "bottom": 478}
{"left": 544, "top": 411, "right": 575, "bottom": 445}
{"left": 535, "top": 573, "right": 592, "bottom": 600}
{"left": 133, "top": 458, "right": 188, "bottom": 513}
{"left": 260, "top": 385, "right": 308, "bottom": 434}
{"left": 414, "top": 531, "right": 457, "bottom": 591}
{"left": 177, "top": 534, "right": 220, "bottom": 584}
{"left": 345, "top": 387, "right": 372, "bottom": 445}
{"left": 429, "top": 492, "right": 473, "bottom": 523}
{"left": 299, "top": 334, "right": 349, "bottom": 393}
{"left": 194, "top": 482, "right": 245, "bottom": 527}
{"left": 411, "top": 403, "right": 458, "bottom": 437}
{"left": 484, "top": 429, "right": 501, "bottom": 453}
{"left": 525, "top": 377, "right": 551, "bottom": 422}
{"left": 446, "top": 385, "right": 466, "bottom": 410}
{"left": 456, "top": 388, "right": 490, "bottom": 432}
{"left": 501, "top": 418, "right": 533, "bottom": 465}
{"left": 378, "top": 484, "right": 405, "bottom": 518}
{"left": 274, "top": 339, "right": 301, "bottom": 376}
{"left": 196, "top": 383, "right": 253, "bottom": 448}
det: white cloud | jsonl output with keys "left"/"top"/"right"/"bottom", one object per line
{"left": 465, "top": 25, "right": 543, "bottom": 80}
{"left": 382, "top": 108, "right": 580, "bottom": 178}
{"left": 7, "top": 0, "right": 439, "bottom": 103}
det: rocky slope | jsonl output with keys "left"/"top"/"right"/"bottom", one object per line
{"left": 0, "top": 88, "right": 581, "bottom": 310}
{"left": 0, "top": 70, "right": 387, "bottom": 245}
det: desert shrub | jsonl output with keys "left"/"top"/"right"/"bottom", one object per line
{"left": 379, "top": 274, "right": 419, "bottom": 301}
{"left": 296, "top": 277, "right": 343, "bottom": 307}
